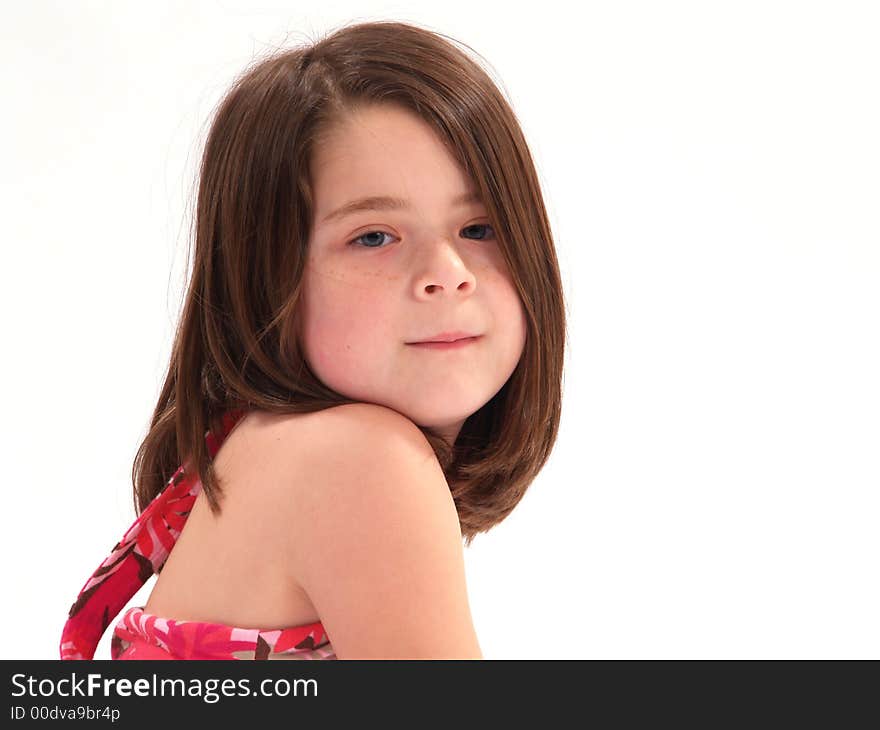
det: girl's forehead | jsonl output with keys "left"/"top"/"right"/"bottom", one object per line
{"left": 310, "top": 145, "right": 480, "bottom": 205}
{"left": 314, "top": 189, "right": 484, "bottom": 232}
{"left": 308, "top": 106, "right": 485, "bottom": 231}
{"left": 313, "top": 105, "right": 453, "bottom": 170}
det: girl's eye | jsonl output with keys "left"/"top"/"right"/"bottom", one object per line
{"left": 348, "top": 230, "right": 396, "bottom": 249}
{"left": 348, "top": 223, "right": 496, "bottom": 249}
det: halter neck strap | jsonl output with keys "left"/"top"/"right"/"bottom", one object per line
{"left": 59, "top": 409, "right": 248, "bottom": 660}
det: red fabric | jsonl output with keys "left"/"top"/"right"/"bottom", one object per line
{"left": 60, "top": 409, "right": 335, "bottom": 660}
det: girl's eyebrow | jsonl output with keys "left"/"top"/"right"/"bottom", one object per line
{"left": 319, "top": 190, "right": 483, "bottom": 226}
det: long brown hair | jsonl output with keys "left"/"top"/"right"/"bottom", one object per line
{"left": 132, "top": 19, "right": 567, "bottom": 547}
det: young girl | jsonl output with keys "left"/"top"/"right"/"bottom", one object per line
{"left": 59, "top": 19, "right": 566, "bottom": 660}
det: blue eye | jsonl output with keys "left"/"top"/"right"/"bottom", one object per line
{"left": 462, "top": 223, "right": 495, "bottom": 241}
{"left": 349, "top": 223, "right": 496, "bottom": 249}
{"left": 350, "top": 230, "right": 395, "bottom": 248}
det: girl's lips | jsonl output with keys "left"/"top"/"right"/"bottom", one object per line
{"left": 406, "top": 335, "right": 482, "bottom": 350}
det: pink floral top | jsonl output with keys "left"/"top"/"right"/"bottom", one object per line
{"left": 59, "top": 408, "right": 336, "bottom": 660}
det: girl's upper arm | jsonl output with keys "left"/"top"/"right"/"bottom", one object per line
{"left": 275, "top": 403, "right": 483, "bottom": 660}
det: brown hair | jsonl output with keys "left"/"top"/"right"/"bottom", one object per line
{"left": 132, "top": 19, "right": 567, "bottom": 546}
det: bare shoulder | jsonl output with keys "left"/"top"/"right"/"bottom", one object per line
{"left": 262, "top": 403, "right": 442, "bottom": 492}
{"left": 264, "top": 403, "right": 481, "bottom": 659}
{"left": 295, "top": 402, "right": 437, "bottom": 458}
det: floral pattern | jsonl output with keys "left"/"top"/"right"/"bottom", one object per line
{"left": 59, "top": 409, "right": 336, "bottom": 660}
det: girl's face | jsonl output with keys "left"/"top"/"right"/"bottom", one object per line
{"left": 299, "top": 103, "right": 527, "bottom": 444}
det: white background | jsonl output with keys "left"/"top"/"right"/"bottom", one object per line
{"left": 2, "top": 0, "right": 878, "bottom": 659}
